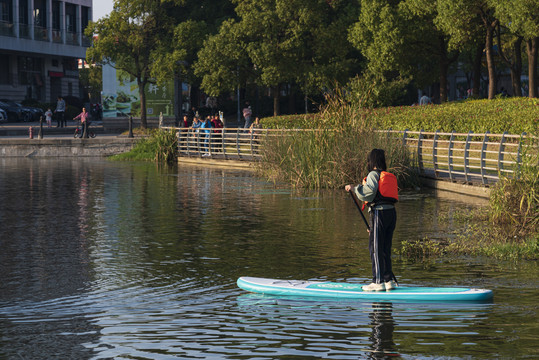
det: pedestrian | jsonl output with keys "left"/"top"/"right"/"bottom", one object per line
{"left": 54, "top": 96, "right": 66, "bottom": 127}
{"left": 345, "top": 149, "right": 399, "bottom": 291}
{"left": 45, "top": 108, "right": 53, "bottom": 128}
{"left": 73, "top": 107, "right": 89, "bottom": 138}
{"left": 242, "top": 102, "right": 252, "bottom": 129}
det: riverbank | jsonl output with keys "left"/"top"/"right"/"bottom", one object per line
{"left": 0, "top": 137, "right": 138, "bottom": 157}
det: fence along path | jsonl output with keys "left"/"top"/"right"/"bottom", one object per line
{"left": 170, "top": 127, "right": 528, "bottom": 185}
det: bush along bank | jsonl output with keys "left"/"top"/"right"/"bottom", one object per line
{"left": 397, "top": 131, "right": 538, "bottom": 260}
{"left": 109, "top": 129, "right": 177, "bottom": 163}
{"left": 256, "top": 93, "right": 420, "bottom": 190}
{"left": 261, "top": 97, "right": 539, "bottom": 135}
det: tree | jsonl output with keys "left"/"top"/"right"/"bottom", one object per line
{"left": 349, "top": 0, "right": 460, "bottom": 103}
{"left": 85, "top": 0, "right": 169, "bottom": 128}
{"left": 493, "top": 0, "right": 539, "bottom": 97}
{"left": 195, "top": 0, "right": 358, "bottom": 116}
{"left": 436, "top": 0, "right": 499, "bottom": 99}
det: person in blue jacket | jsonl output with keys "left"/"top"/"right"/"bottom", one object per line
{"left": 345, "top": 149, "right": 398, "bottom": 291}
{"left": 200, "top": 116, "right": 213, "bottom": 156}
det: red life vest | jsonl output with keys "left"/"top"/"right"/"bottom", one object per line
{"left": 377, "top": 171, "right": 398, "bottom": 202}
{"left": 362, "top": 171, "right": 398, "bottom": 209}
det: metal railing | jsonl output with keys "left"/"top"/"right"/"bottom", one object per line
{"left": 396, "top": 130, "right": 527, "bottom": 184}
{"left": 174, "top": 127, "right": 266, "bottom": 160}
{"left": 171, "top": 127, "right": 529, "bottom": 184}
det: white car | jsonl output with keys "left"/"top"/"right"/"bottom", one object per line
{"left": 0, "top": 108, "right": 7, "bottom": 122}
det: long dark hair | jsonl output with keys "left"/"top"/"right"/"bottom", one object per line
{"left": 367, "top": 149, "right": 387, "bottom": 172}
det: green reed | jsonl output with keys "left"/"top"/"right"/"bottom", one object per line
{"left": 257, "top": 92, "right": 418, "bottom": 189}
{"left": 110, "top": 129, "right": 178, "bottom": 163}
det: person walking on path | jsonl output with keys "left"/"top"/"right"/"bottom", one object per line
{"left": 73, "top": 107, "right": 90, "bottom": 138}
{"left": 242, "top": 102, "right": 252, "bottom": 129}
{"left": 345, "top": 149, "right": 399, "bottom": 292}
{"left": 55, "top": 96, "right": 66, "bottom": 127}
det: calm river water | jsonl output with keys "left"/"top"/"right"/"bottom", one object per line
{"left": 0, "top": 158, "right": 537, "bottom": 359}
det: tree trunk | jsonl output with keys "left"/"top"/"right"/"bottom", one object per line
{"left": 273, "top": 85, "right": 280, "bottom": 116}
{"left": 138, "top": 78, "right": 148, "bottom": 129}
{"left": 472, "top": 42, "right": 483, "bottom": 97}
{"left": 527, "top": 37, "right": 538, "bottom": 98}
{"left": 438, "top": 36, "right": 449, "bottom": 103}
{"left": 511, "top": 38, "right": 523, "bottom": 97}
{"left": 485, "top": 24, "right": 497, "bottom": 99}
{"left": 439, "top": 61, "right": 448, "bottom": 103}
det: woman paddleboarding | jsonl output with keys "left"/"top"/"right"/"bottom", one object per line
{"left": 345, "top": 149, "right": 398, "bottom": 291}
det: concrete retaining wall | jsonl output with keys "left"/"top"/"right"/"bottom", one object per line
{"left": 0, "top": 138, "right": 137, "bottom": 157}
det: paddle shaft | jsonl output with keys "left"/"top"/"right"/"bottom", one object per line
{"left": 349, "top": 190, "right": 370, "bottom": 231}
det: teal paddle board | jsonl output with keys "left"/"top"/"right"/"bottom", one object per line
{"left": 237, "top": 277, "right": 493, "bottom": 302}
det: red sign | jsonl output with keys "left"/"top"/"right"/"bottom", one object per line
{"left": 48, "top": 71, "right": 64, "bottom": 77}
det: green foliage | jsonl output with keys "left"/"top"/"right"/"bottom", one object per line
{"left": 256, "top": 91, "right": 418, "bottom": 189}
{"left": 195, "top": 0, "right": 358, "bottom": 115}
{"left": 110, "top": 129, "right": 178, "bottom": 163}
{"left": 263, "top": 97, "right": 539, "bottom": 134}
{"left": 346, "top": 72, "right": 410, "bottom": 108}
{"left": 489, "top": 131, "right": 539, "bottom": 236}
{"left": 396, "top": 237, "right": 446, "bottom": 260}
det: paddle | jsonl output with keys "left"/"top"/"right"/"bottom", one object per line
{"left": 349, "top": 189, "right": 370, "bottom": 232}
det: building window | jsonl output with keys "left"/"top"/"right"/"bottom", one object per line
{"left": 52, "top": 1, "right": 61, "bottom": 30}
{"left": 0, "top": 0, "right": 13, "bottom": 22}
{"left": 0, "top": 55, "right": 10, "bottom": 84}
{"left": 33, "top": 0, "right": 47, "bottom": 27}
{"left": 18, "top": 56, "right": 43, "bottom": 86}
{"left": 65, "top": 3, "right": 76, "bottom": 33}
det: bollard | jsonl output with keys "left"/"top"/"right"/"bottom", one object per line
{"left": 128, "top": 116, "right": 134, "bottom": 138}
{"left": 38, "top": 116, "right": 43, "bottom": 139}
{"left": 29, "top": 126, "right": 33, "bottom": 139}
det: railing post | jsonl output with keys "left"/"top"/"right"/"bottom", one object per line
{"left": 208, "top": 130, "right": 212, "bottom": 156}
{"left": 433, "top": 130, "right": 439, "bottom": 177}
{"left": 464, "top": 131, "right": 473, "bottom": 183}
{"left": 516, "top": 132, "right": 527, "bottom": 179}
{"left": 402, "top": 129, "right": 408, "bottom": 147}
{"left": 497, "top": 132, "right": 507, "bottom": 178}
{"left": 448, "top": 131, "right": 455, "bottom": 181}
{"left": 250, "top": 129, "right": 255, "bottom": 158}
{"left": 236, "top": 127, "right": 241, "bottom": 157}
{"left": 222, "top": 129, "right": 227, "bottom": 159}
{"left": 196, "top": 130, "right": 201, "bottom": 156}
{"left": 189, "top": 129, "right": 193, "bottom": 157}
{"left": 417, "top": 130, "right": 424, "bottom": 174}
{"left": 480, "top": 132, "right": 490, "bottom": 185}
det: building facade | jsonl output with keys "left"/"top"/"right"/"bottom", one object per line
{"left": 0, "top": 0, "right": 92, "bottom": 103}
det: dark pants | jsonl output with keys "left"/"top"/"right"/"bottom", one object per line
{"left": 57, "top": 111, "right": 65, "bottom": 127}
{"left": 369, "top": 208, "right": 397, "bottom": 284}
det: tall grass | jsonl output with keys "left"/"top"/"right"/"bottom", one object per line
{"left": 257, "top": 91, "right": 418, "bottom": 189}
{"left": 398, "top": 129, "right": 538, "bottom": 260}
{"left": 489, "top": 131, "right": 538, "bottom": 238}
{"left": 110, "top": 129, "right": 178, "bottom": 163}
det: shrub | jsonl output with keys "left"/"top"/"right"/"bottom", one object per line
{"left": 257, "top": 91, "right": 418, "bottom": 189}
{"left": 110, "top": 129, "right": 177, "bottom": 163}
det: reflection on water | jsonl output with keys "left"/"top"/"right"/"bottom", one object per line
{"left": 0, "top": 158, "right": 537, "bottom": 359}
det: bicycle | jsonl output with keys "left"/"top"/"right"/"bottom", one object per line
{"left": 73, "top": 122, "right": 96, "bottom": 138}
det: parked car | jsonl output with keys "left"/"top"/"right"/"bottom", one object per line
{"left": 0, "top": 100, "right": 41, "bottom": 122}
{"left": 0, "top": 101, "right": 24, "bottom": 122}
{"left": 0, "top": 108, "right": 7, "bottom": 122}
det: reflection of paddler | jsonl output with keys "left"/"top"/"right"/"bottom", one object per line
{"left": 368, "top": 302, "right": 399, "bottom": 358}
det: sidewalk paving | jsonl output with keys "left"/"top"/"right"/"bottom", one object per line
{"left": 0, "top": 120, "right": 113, "bottom": 139}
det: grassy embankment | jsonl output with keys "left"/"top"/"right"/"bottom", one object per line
{"left": 259, "top": 97, "right": 538, "bottom": 260}
{"left": 109, "top": 128, "right": 178, "bottom": 163}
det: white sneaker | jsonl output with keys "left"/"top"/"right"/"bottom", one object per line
{"left": 385, "top": 280, "right": 398, "bottom": 291}
{"left": 362, "top": 282, "right": 385, "bottom": 291}
{"left": 202, "top": 153, "right": 210, "bottom": 157}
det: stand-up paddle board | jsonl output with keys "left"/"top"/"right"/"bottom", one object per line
{"left": 237, "top": 277, "right": 493, "bottom": 302}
